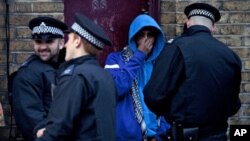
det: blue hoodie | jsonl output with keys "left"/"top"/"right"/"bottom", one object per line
{"left": 105, "top": 14, "right": 169, "bottom": 141}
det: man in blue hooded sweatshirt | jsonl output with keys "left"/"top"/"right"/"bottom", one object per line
{"left": 105, "top": 13, "right": 170, "bottom": 141}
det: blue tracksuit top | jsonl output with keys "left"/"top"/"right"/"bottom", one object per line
{"left": 105, "top": 14, "right": 170, "bottom": 141}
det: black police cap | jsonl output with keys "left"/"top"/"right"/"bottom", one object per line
{"left": 29, "top": 16, "right": 68, "bottom": 40}
{"left": 70, "top": 13, "right": 112, "bottom": 50}
{"left": 184, "top": 3, "right": 221, "bottom": 23}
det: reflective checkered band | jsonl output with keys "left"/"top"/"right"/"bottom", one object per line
{"left": 188, "top": 9, "right": 215, "bottom": 22}
{"left": 32, "top": 22, "right": 64, "bottom": 37}
{"left": 72, "top": 23, "right": 104, "bottom": 48}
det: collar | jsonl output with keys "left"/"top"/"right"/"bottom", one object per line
{"left": 183, "top": 25, "right": 212, "bottom": 36}
{"left": 60, "top": 55, "right": 97, "bottom": 69}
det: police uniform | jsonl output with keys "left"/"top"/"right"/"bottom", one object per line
{"left": 35, "top": 13, "right": 116, "bottom": 141}
{"left": 143, "top": 3, "right": 242, "bottom": 141}
{"left": 12, "top": 17, "right": 68, "bottom": 141}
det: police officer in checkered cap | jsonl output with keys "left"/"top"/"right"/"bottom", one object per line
{"left": 35, "top": 13, "right": 116, "bottom": 141}
{"left": 11, "top": 16, "right": 68, "bottom": 141}
{"left": 144, "top": 3, "right": 242, "bottom": 141}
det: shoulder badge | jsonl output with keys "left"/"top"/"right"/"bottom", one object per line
{"left": 61, "top": 65, "right": 75, "bottom": 76}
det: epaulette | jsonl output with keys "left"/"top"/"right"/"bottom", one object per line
{"left": 61, "top": 65, "right": 75, "bottom": 76}
{"left": 20, "top": 55, "right": 37, "bottom": 68}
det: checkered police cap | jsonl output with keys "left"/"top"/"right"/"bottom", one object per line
{"left": 29, "top": 17, "right": 68, "bottom": 40}
{"left": 184, "top": 3, "right": 221, "bottom": 23}
{"left": 70, "top": 13, "right": 112, "bottom": 50}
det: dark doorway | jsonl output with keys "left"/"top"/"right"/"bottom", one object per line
{"left": 64, "top": 0, "right": 160, "bottom": 66}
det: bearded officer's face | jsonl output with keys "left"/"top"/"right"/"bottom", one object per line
{"left": 33, "top": 38, "right": 64, "bottom": 62}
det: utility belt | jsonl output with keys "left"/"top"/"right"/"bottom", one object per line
{"left": 165, "top": 122, "right": 227, "bottom": 141}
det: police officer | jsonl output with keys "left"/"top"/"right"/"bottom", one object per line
{"left": 12, "top": 17, "right": 68, "bottom": 141}
{"left": 143, "top": 3, "right": 242, "bottom": 141}
{"left": 35, "top": 13, "right": 116, "bottom": 141}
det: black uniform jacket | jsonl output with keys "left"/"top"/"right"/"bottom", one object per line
{"left": 144, "top": 25, "right": 242, "bottom": 129}
{"left": 36, "top": 55, "right": 116, "bottom": 141}
{"left": 12, "top": 55, "right": 58, "bottom": 141}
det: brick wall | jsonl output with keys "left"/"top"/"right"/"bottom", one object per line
{"left": 0, "top": 1, "right": 10, "bottom": 139}
{"left": 0, "top": 0, "right": 249, "bottom": 139}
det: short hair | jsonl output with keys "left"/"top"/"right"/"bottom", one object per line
{"left": 189, "top": 16, "right": 214, "bottom": 30}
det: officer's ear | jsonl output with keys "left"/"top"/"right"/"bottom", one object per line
{"left": 73, "top": 33, "right": 82, "bottom": 48}
{"left": 185, "top": 19, "right": 190, "bottom": 28}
